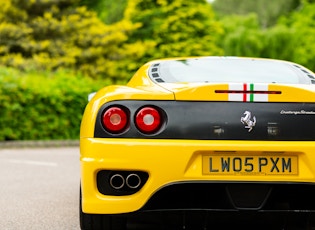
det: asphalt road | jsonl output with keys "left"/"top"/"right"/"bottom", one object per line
{"left": 0, "top": 147, "right": 79, "bottom": 230}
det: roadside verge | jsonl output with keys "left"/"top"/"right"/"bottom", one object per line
{"left": 0, "top": 140, "right": 79, "bottom": 149}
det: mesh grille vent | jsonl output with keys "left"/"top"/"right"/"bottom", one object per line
{"left": 149, "top": 63, "right": 165, "bottom": 83}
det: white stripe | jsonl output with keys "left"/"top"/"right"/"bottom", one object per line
{"left": 228, "top": 83, "right": 243, "bottom": 101}
{"left": 229, "top": 93, "right": 243, "bottom": 101}
{"left": 253, "top": 94, "right": 268, "bottom": 102}
{"left": 251, "top": 84, "right": 269, "bottom": 102}
{"left": 228, "top": 83, "right": 243, "bottom": 90}
{"left": 228, "top": 83, "right": 269, "bottom": 102}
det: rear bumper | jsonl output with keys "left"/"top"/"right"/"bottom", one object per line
{"left": 80, "top": 138, "right": 315, "bottom": 214}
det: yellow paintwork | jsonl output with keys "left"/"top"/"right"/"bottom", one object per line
{"left": 80, "top": 57, "right": 315, "bottom": 214}
{"left": 81, "top": 138, "right": 315, "bottom": 214}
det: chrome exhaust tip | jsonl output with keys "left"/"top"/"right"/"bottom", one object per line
{"left": 109, "top": 174, "right": 125, "bottom": 190}
{"left": 126, "top": 173, "right": 141, "bottom": 189}
{"left": 98, "top": 170, "right": 149, "bottom": 195}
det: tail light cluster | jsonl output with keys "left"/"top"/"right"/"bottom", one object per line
{"left": 102, "top": 107, "right": 129, "bottom": 133}
{"left": 101, "top": 105, "right": 165, "bottom": 135}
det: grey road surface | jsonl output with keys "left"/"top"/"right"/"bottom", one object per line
{"left": 0, "top": 147, "right": 79, "bottom": 230}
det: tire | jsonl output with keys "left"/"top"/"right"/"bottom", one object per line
{"left": 80, "top": 188, "right": 127, "bottom": 230}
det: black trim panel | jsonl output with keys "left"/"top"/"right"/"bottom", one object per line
{"left": 94, "top": 101, "right": 315, "bottom": 140}
{"left": 141, "top": 182, "right": 315, "bottom": 212}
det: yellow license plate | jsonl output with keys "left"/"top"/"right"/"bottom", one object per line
{"left": 202, "top": 155, "right": 298, "bottom": 175}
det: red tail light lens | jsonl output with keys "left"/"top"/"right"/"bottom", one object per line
{"left": 102, "top": 107, "right": 129, "bottom": 133}
{"left": 135, "top": 107, "right": 162, "bottom": 134}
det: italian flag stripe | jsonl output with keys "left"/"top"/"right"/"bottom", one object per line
{"left": 242, "top": 83, "right": 255, "bottom": 102}
{"left": 243, "top": 83, "right": 247, "bottom": 102}
{"left": 228, "top": 83, "right": 269, "bottom": 102}
{"left": 249, "top": 83, "right": 254, "bottom": 102}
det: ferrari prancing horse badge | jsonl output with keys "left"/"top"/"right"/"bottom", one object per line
{"left": 241, "top": 111, "right": 256, "bottom": 132}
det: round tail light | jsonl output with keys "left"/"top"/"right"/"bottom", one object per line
{"left": 135, "top": 107, "right": 162, "bottom": 134}
{"left": 102, "top": 107, "right": 129, "bottom": 133}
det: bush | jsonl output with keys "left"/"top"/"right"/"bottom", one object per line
{"left": 0, "top": 0, "right": 142, "bottom": 81}
{"left": 0, "top": 67, "right": 107, "bottom": 140}
{"left": 124, "top": 0, "right": 223, "bottom": 63}
{"left": 218, "top": 14, "right": 264, "bottom": 57}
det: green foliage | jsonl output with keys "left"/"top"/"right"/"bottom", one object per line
{"left": 0, "top": 0, "right": 141, "bottom": 81}
{"left": 0, "top": 67, "right": 106, "bottom": 140}
{"left": 216, "top": 1, "right": 315, "bottom": 72}
{"left": 80, "top": 0, "right": 127, "bottom": 24}
{"left": 218, "top": 14, "right": 264, "bottom": 57}
{"left": 3, "top": 0, "right": 315, "bottom": 141}
{"left": 218, "top": 13, "right": 295, "bottom": 59}
{"left": 261, "top": 25, "right": 297, "bottom": 61}
{"left": 212, "top": 0, "right": 301, "bottom": 28}
{"left": 124, "top": 0, "right": 223, "bottom": 62}
{"left": 276, "top": 1, "right": 315, "bottom": 70}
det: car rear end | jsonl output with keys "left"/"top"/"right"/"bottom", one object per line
{"left": 80, "top": 57, "right": 315, "bottom": 229}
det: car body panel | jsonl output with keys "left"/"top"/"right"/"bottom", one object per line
{"left": 93, "top": 101, "right": 315, "bottom": 140}
{"left": 160, "top": 83, "right": 315, "bottom": 102}
{"left": 80, "top": 56, "right": 315, "bottom": 218}
{"left": 80, "top": 85, "right": 174, "bottom": 138}
{"left": 81, "top": 137, "right": 315, "bottom": 214}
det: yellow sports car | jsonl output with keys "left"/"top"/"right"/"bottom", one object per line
{"left": 80, "top": 57, "right": 315, "bottom": 230}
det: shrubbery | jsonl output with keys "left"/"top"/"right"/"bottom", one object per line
{"left": 0, "top": 0, "right": 143, "bottom": 81}
{"left": 125, "top": 0, "right": 223, "bottom": 63}
{"left": 0, "top": 67, "right": 107, "bottom": 140}
{"left": 2, "top": 0, "right": 315, "bottom": 141}
{"left": 215, "top": 2, "right": 315, "bottom": 72}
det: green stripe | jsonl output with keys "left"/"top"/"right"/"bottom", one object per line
{"left": 250, "top": 83, "right": 254, "bottom": 102}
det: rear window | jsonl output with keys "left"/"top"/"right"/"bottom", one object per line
{"left": 149, "top": 57, "right": 315, "bottom": 84}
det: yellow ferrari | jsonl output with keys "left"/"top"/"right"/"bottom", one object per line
{"left": 80, "top": 57, "right": 315, "bottom": 230}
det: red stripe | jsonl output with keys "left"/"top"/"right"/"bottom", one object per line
{"left": 243, "top": 83, "right": 247, "bottom": 102}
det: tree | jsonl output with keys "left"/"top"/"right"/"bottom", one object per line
{"left": 276, "top": 1, "right": 315, "bottom": 71}
{"left": 124, "top": 0, "right": 223, "bottom": 62}
{"left": 213, "top": 0, "right": 315, "bottom": 72}
{"left": 217, "top": 14, "right": 265, "bottom": 57}
{"left": 79, "top": 0, "right": 127, "bottom": 24}
{"left": 212, "top": 0, "right": 301, "bottom": 28}
{"left": 216, "top": 13, "right": 299, "bottom": 63}
{"left": 0, "top": 0, "right": 142, "bottom": 81}
{"left": 261, "top": 25, "right": 297, "bottom": 61}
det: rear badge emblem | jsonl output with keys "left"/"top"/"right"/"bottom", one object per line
{"left": 241, "top": 111, "right": 256, "bottom": 132}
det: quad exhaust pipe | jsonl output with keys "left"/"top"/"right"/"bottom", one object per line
{"left": 109, "top": 174, "right": 125, "bottom": 190}
{"left": 126, "top": 173, "right": 141, "bottom": 189}
{"left": 109, "top": 173, "right": 142, "bottom": 190}
{"left": 97, "top": 170, "right": 149, "bottom": 195}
